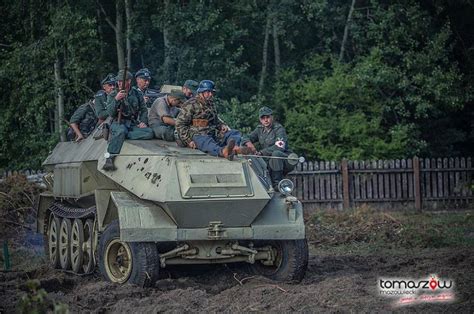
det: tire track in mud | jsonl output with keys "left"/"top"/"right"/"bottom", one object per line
{"left": 2, "top": 247, "right": 473, "bottom": 312}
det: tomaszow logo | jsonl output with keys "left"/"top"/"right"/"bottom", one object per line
{"left": 378, "top": 275, "right": 455, "bottom": 306}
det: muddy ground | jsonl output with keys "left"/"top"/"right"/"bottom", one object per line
{"left": 1, "top": 243, "right": 473, "bottom": 312}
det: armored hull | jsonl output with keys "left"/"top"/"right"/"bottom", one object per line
{"left": 38, "top": 135, "right": 308, "bottom": 286}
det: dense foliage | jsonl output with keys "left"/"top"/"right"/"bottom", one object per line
{"left": 0, "top": 0, "right": 472, "bottom": 169}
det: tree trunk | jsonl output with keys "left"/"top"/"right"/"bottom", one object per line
{"left": 272, "top": 15, "right": 281, "bottom": 75}
{"left": 258, "top": 12, "right": 272, "bottom": 96}
{"left": 163, "top": 0, "right": 172, "bottom": 83}
{"left": 54, "top": 59, "right": 66, "bottom": 142}
{"left": 96, "top": 8, "right": 105, "bottom": 61}
{"left": 115, "top": 1, "right": 125, "bottom": 69}
{"left": 339, "top": 0, "right": 356, "bottom": 62}
{"left": 97, "top": 0, "right": 125, "bottom": 68}
{"left": 124, "top": 0, "right": 132, "bottom": 66}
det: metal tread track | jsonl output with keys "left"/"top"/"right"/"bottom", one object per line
{"left": 49, "top": 202, "right": 96, "bottom": 219}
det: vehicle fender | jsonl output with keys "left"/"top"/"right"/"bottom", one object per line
{"left": 109, "top": 191, "right": 177, "bottom": 242}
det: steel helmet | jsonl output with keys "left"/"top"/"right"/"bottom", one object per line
{"left": 196, "top": 80, "right": 216, "bottom": 93}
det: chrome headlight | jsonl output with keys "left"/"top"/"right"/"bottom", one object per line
{"left": 278, "top": 179, "right": 294, "bottom": 195}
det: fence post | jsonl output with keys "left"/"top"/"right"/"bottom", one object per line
{"left": 341, "top": 159, "right": 350, "bottom": 209}
{"left": 413, "top": 156, "right": 422, "bottom": 211}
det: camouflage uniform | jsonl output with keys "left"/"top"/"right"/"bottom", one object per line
{"left": 106, "top": 88, "right": 154, "bottom": 154}
{"left": 175, "top": 96, "right": 241, "bottom": 156}
{"left": 68, "top": 100, "right": 97, "bottom": 140}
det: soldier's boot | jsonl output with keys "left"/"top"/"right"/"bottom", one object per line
{"left": 233, "top": 146, "right": 253, "bottom": 155}
{"left": 220, "top": 139, "right": 236, "bottom": 160}
{"left": 102, "top": 157, "right": 116, "bottom": 171}
{"left": 271, "top": 170, "right": 284, "bottom": 190}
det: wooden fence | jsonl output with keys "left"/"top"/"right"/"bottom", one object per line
{"left": 288, "top": 157, "right": 473, "bottom": 210}
{"left": 2, "top": 157, "right": 473, "bottom": 210}
{"left": 0, "top": 169, "right": 45, "bottom": 185}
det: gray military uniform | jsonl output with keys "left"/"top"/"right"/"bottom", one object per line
{"left": 69, "top": 100, "right": 98, "bottom": 138}
{"left": 149, "top": 96, "right": 180, "bottom": 141}
{"left": 243, "top": 122, "right": 295, "bottom": 185}
{"left": 94, "top": 90, "right": 109, "bottom": 121}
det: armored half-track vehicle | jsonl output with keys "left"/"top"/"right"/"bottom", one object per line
{"left": 37, "top": 135, "right": 308, "bottom": 287}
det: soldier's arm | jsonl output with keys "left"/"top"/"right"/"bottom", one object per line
{"left": 175, "top": 103, "right": 194, "bottom": 145}
{"left": 137, "top": 90, "right": 149, "bottom": 125}
{"left": 260, "top": 124, "right": 288, "bottom": 155}
{"left": 106, "top": 92, "right": 120, "bottom": 118}
{"left": 69, "top": 105, "right": 86, "bottom": 140}
{"left": 94, "top": 92, "right": 109, "bottom": 120}
{"left": 70, "top": 104, "right": 86, "bottom": 124}
{"left": 70, "top": 123, "right": 84, "bottom": 141}
{"left": 242, "top": 127, "right": 259, "bottom": 145}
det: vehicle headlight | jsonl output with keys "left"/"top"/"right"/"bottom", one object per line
{"left": 278, "top": 179, "right": 294, "bottom": 195}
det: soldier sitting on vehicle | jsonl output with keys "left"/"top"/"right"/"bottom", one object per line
{"left": 242, "top": 106, "right": 296, "bottom": 188}
{"left": 102, "top": 70, "right": 154, "bottom": 171}
{"left": 95, "top": 73, "right": 116, "bottom": 123}
{"left": 67, "top": 99, "right": 98, "bottom": 142}
{"left": 134, "top": 68, "right": 152, "bottom": 107}
{"left": 182, "top": 79, "right": 199, "bottom": 99}
{"left": 149, "top": 89, "right": 187, "bottom": 141}
{"left": 175, "top": 80, "right": 251, "bottom": 159}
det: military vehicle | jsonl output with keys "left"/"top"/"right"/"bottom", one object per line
{"left": 37, "top": 134, "right": 308, "bottom": 287}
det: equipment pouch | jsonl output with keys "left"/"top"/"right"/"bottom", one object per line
{"left": 192, "top": 119, "right": 209, "bottom": 127}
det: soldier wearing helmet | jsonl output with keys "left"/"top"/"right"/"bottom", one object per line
{"left": 182, "top": 79, "right": 199, "bottom": 99}
{"left": 102, "top": 70, "right": 154, "bottom": 171}
{"left": 175, "top": 80, "right": 250, "bottom": 159}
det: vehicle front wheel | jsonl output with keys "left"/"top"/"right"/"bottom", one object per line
{"left": 249, "top": 239, "right": 308, "bottom": 283}
{"left": 98, "top": 220, "right": 159, "bottom": 287}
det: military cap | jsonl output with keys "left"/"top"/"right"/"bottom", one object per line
{"left": 135, "top": 68, "right": 151, "bottom": 80}
{"left": 116, "top": 70, "right": 133, "bottom": 81}
{"left": 169, "top": 89, "right": 187, "bottom": 102}
{"left": 101, "top": 73, "right": 116, "bottom": 85}
{"left": 259, "top": 106, "right": 273, "bottom": 118}
{"left": 183, "top": 80, "right": 199, "bottom": 93}
{"left": 196, "top": 80, "right": 216, "bottom": 93}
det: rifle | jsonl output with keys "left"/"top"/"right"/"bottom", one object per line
{"left": 117, "top": 59, "right": 128, "bottom": 124}
{"left": 144, "top": 88, "right": 165, "bottom": 107}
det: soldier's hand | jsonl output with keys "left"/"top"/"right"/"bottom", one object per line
{"left": 246, "top": 142, "right": 257, "bottom": 153}
{"left": 115, "top": 90, "right": 127, "bottom": 101}
{"left": 75, "top": 134, "right": 84, "bottom": 142}
{"left": 188, "top": 141, "right": 197, "bottom": 149}
{"left": 220, "top": 125, "right": 229, "bottom": 133}
{"left": 144, "top": 96, "right": 150, "bottom": 103}
{"left": 137, "top": 122, "right": 147, "bottom": 128}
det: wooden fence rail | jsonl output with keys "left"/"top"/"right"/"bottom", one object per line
{"left": 289, "top": 157, "right": 473, "bottom": 210}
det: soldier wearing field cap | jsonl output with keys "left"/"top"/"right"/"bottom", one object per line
{"left": 242, "top": 106, "right": 295, "bottom": 188}
{"left": 149, "top": 89, "right": 187, "bottom": 141}
{"left": 95, "top": 73, "right": 116, "bottom": 123}
{"left": 102, "top": 70, "right": 154, "bottom": 171}
{"left": 134, "top": 68, "right": 152, "bottom": 106}
{"left": 182, "top": 79, "right": 199, "bottom": 99}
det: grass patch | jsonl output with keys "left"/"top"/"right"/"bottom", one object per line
{"left": 307, "top": 205, "right": 474, "bottom": 251}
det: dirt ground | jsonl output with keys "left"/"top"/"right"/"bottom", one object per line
{"left": 1, "top": 243, "right": 473, "bottom": 313}
{"left": 1, "top": 180, "right": 473, "bottom": 313}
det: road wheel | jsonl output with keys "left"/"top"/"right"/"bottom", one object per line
{"left": 249, "top": 239, "right": 308, "bottom": 283}
{"left": 59, "top": 218, "right": 72, "bottom": 270}
{"left": 82, "top": 219, "right": 95, "bottom": 273}
{"left": 70, "top": 219, "right": 84, "bottom": 273}
{"left": 98, "top": 220, "right": 159, "bottom": 287}
{"left": 47, "top": 214, "right": 61, "bottom": 268}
